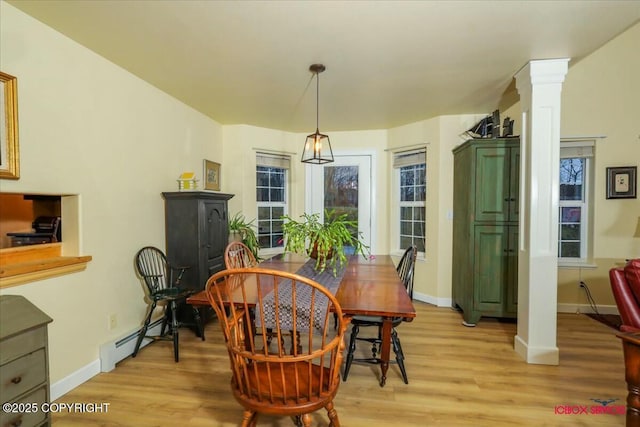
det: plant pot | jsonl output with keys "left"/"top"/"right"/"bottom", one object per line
{"left": 228, "top": 231, "right": 243, "bottom": 244}
{"left": 309, "top": 241, "right": 334, "bottom": 262}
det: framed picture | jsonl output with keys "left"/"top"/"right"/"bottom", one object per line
{"left": 0, "top": 71, "right": 19, "bottom": 179}
{"left": 606, "top": 166, "right": 637, "bottom": 199}
{"left": 204, "top": 159, "right": 221, "bottom": 191}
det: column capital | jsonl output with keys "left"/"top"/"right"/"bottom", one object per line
{"left": 515, "top": 59, "right": 570, "bottom": 92}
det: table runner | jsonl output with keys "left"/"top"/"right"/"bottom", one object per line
{"left": 256, "top": 259, "right": 346, "bottom": 333}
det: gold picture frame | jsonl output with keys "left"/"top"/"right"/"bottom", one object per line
{"left": 0, "top": 71, "right": 19, "bottom": 179}
{"left": 204, "top": 159, "right": 221, "bottom": 191}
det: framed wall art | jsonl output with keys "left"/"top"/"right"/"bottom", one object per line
{"left": 204, "top": 159, "right": 221, "bottom": 191}
{"left": 0, "top": 71, "right": 19, "bottom": 179}
{"left": 606, "top": 166, "right": 637, "bottom": 199}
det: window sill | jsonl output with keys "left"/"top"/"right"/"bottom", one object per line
{"left": 558, "top": 261, "right": 597, "bottom": 269}
{"left": 0, "top": 243, "right": 92, "bottom": 288}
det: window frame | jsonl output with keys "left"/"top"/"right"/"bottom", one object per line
{"left": 256, "top": 153, "right": 290, "bottom": 256}
{"left": 392, "top": 148, "right": 427, "bottom": 258}
{"left": 557, "top": 140, "right": 595, "bottom": 267}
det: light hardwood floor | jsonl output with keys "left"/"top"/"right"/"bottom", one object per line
{"left": 52, "top": 302, "right": 627, "bottom": 426}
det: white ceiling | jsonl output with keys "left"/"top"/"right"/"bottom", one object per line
{"left": 7, "top": 0, "right": 640, "bottom": 132}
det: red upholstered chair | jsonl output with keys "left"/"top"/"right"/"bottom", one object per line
{"left": 610, "top": 259, "right": 640, "bottom": 332}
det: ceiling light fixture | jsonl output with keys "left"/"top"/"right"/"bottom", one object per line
{"left": 301, "top": 63, "right": 334, "bottom": 164}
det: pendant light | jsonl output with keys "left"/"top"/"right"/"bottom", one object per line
{"left": 301, "top": 64, "right": 334, "bottom": 164}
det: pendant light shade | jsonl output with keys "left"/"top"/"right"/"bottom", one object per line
{"left": 302, "top": 64, "right": 334, "bottom": 164}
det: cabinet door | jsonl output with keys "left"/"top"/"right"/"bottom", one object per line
{"left": 201, "top": 201, "right": 227, "bottom": 284}
{"left": 473, "top": 225, "right": 508, "bottom": 313}
{"left": 508, "top": 147, "right": 520, "bottom": 222}
{"left": 505, "top": 225, "right": 519, "bottom": 314}
{"left": 474, "top": 147, "right": 511, "bottom": 222}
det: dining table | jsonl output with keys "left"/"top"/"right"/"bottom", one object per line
{"left": 187, "top": 253, "right": 417, "bottom": 387}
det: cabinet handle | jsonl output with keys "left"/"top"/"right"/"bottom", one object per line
{"left": 10, "top": 376, "right": 22, "bottom": 384}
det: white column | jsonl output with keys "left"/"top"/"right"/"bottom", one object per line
{"left": 514, "top": 59, "right": 569, "bottom": 365}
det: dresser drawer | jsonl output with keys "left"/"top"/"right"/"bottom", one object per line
{"left": 0, "top": 349, "right": 46, "bottom": 403}
{"left": 0, "top": 385, "right": 47, "bottom": 427}
{"left": 0, "top": 328, "right": 46, "bottom": 365}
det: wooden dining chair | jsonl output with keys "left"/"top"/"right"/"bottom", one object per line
{"left": 132, "top": 246, "right": 204, "bottom": 362}
{"left": 224, "top": 241, "right": 258, "bottom": 269}
{"left": 205, "top": 267, "right": 347, "bottom": 427}
{"left": 342, "top": 245, "right": 417, "bottom": 384}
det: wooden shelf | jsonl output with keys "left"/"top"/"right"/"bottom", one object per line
{"left": 0, "top": 243, "right": 92, "bottom": 288}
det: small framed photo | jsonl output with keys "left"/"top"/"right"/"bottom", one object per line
{"left": 204, "top": 159, "right": 221, "bottom": 191}
{"left": 606, "top": 166, "right": 637, "bottom": 199}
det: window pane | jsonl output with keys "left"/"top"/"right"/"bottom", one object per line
{"left": 401, "top": 207, "right": 412, "bottom": 220}
{"left": 561, "top": 207, "right": 581, "bottom": 223}
{"left": 561, "top": 224, "right": 581, "bottom": 240}
{"left": 560, "top": 158, "right": 584, "bottom": 201}
{"left": 400, "top": 221, "right": 412, "bottom": 235}
{"left": 560, "top": 242, "right": 580, "bottom": 258}
{"left": 258, "top": 206, "right": 270, "bottom": 218}
{"left": 257, "top": 188, "right": 269, "bottom": 202}
{"left": 272, "top": 207, "right": 284, "bottom": 218}
{"left": 258, "top": 235, "right": 271, "bottom": 247}
{"left": 400, "top": 236, "right": 412, "bottom": 250}
{"left": 257, "top": 171, "right": 269, "bottom": 187}
{"left": 270, "top": 188, "right": 284, "bottom": 202}
{"left": 258, "top": 220, "right": 271, "bottom": 234}
{"left": 415, "top": 237, "right": 426, "bottom": 253}
{"left": 401, "top": 187, "right": 414, "bottom": 201}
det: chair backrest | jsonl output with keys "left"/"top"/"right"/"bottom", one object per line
{"left": 397, "top": 245, "right": 417, "bottom": 299}
{"left": 205, "top": 267, "right": 346, "bottom": 416}
{"left": 135, "top": 246, "right": 173, "bottom": 294}
{"left": 224, "top": 241, "right": 258, "bottom": 269}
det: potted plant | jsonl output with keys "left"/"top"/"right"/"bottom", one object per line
{"left": 281, "top": 209, "right": 368, "bottom": 274}
{"left": 228, "top": 212, "right": 261, "bottom": 261}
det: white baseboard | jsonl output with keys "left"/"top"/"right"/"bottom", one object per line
{"left": 99, "top": 320, "right": 163, "bottom": 373}
{"left": 557, "top": 303, "right": 619, "bottom": 315}
{"left": 51, "top": 320, "right": 164, "bottom": 400}
{"left": 413, "top": 292, "right": 619, "bottom": 316}
{"left": 413, "top": 291, "right": 452, "bottom": 308}
{"left": 50, "top": 359, "right": 100, "bottom": 401}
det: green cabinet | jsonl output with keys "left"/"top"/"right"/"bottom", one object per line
{"left": 452, "top": 138, "right": 519, "bottom": 326}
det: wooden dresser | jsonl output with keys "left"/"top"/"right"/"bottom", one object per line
{"left": 0, "top": 295, "right": 53, "bottom": 427}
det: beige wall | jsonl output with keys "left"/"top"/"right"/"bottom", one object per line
{"left": 2, "top": 0, "right": 638, "bottom": 395}
{"left": 503, "top": 22, "right": 640, "bottom": 310}
{"left": 1, "top": 3, "right": 224, "bottom": 384}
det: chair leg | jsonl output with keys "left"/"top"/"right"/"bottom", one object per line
{"left": 132, "top": 301, "right": 156, "bottom": 358}
{"left": 170, "top": 300, "right": 180, "bottom": 362}
{"left": 192, "top": 307, "right": 205, "bottom": 341}
{"left": 241, "top": 410, "right": 257, "bottom": 427}
{"left": 160, "top": 305, "right": 169, "bottom": 337}
{"left": 300, "top": 413, "right": 312, "bottom": 427}
{"left": 371, "top": 325, "right": 382, "bottom": 358}
{"left": 343, "top": 324, "right": 359, "bottom": 381}
{"left": 391, "top": 328, "right": 408, "bottom": 384}
{"left": 326, "top": 401, "right": 340, "bottom": 427}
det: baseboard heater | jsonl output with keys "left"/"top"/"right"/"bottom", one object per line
{"left": 99, "top": 319, "right": 164, "bottom": 372}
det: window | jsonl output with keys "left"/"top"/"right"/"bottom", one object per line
{"left": 256, "top": 153, "right": 290, "bottom": 250}
{"left": 394, "top": 149, "right": 426, "bottom": 254}
{"left": 558, "top": 141, "right": 594, "bottom": 264}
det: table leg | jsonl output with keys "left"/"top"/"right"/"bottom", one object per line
{"left": 379, "top": 318, "right": 393, "bottom": 387}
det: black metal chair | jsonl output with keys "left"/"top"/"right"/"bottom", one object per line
{"left": 132, "top": 246, "right": 204, "bottom": 362}
{"left": 342, "top": 245, "right": 417, "bottom": 384}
